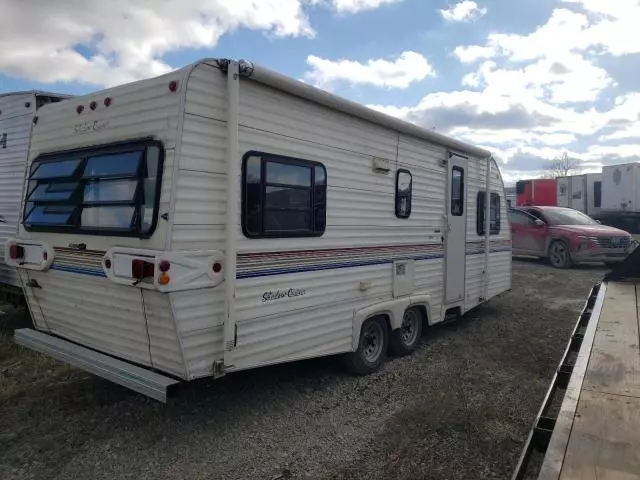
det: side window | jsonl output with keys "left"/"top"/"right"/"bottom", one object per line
{"left": 242, "top": 152, "right": 327, "bottom": 238}
{"left": 594, "top": 181, "right": 602, "bottom": 208}
{"left": 508, "top": 209, "right": 535, "bottom": 225}
{"left": 451, "top": 167, "right": 464, "bottom": 216}
{"left": 477, "top": 191, "right": 501, "bottom": 235}
{"left": 526, "top": 209, "right": 546, "bottom": 222}
{"left": 395, "top": 169, "right": 412, "bottom": 218}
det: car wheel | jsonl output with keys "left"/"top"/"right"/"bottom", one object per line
{"left": 344, "top": 316, "right": 388, "bottom": 375}
{"left": 548, "top": 240, "right": 572, "bottom": 269}
{"left": 389, "top": 307, "right": 424, "bottom": 356}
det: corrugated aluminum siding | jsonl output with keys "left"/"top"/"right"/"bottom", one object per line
{"left": 0, "top": 93, "right": 36, "bottom": 287}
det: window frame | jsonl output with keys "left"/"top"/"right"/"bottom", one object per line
{"left": 241, "top": 150, "right": 327, "bottom": 239}
{"left": 23, "top": 138, "right": 164, "bottom": 238}
{"left": 395, "top": 168, "right": 412, "bottom": 219}
{"left": 451, "top": 166, "right": 464, "bottom": 216}
{"left": 476, "top": 191, "right": 501, "bottom": 236}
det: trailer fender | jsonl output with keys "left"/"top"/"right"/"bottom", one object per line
{"left": 408, "top": 294, "right": 433, "bottom": 326}
{"left": 352, "top": 296, "right": 432, "bottom": 350}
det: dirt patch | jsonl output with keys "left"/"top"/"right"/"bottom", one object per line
{"left": 0, "top": 259, "right": 605, "bottom": 480}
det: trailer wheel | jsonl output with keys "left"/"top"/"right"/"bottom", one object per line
{"left": 548, "top": 240, "right": 572, "bottom": 269}
{"left": 344, "top": 316, "right": 388, "bottom": 375}
{"left": 389, "top": 307, "right": 424, "bottom": 356}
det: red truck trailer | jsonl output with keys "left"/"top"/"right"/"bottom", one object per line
{"left": 516, "top": 178, "right": 557, "bottom": 206}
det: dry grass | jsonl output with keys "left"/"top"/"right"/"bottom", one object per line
{"left": 0, "top": 260, "right": 607, "bottom": 480}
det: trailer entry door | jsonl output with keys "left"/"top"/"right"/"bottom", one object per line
{"left": 446, "top": 156, "right": 467, "bottom": 303}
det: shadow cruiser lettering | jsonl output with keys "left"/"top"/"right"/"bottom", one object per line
{"left": 262, "top": 288, "right": 306, "bottom": 303}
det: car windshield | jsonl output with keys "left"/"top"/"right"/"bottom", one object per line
{"left": 541, "top": 208, "right": 599, "bottom": 226}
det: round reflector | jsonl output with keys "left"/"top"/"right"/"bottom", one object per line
{"left": 213, "top": 262, "right": 222, "bottom": 273}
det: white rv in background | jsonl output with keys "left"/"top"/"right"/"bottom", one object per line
{"left": 601, "top": 163, "right": 640, "bottom": 212}
{"left": 8, "top": 59, "right": 511, "bottom": 401}
{"left": 0, "top": 91, "right": 68, "bottom": 295}
{"left": 556, "top": 173, "right": 602, "bottom": 216}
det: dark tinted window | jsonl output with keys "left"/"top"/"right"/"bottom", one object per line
{"left": 395, "top": 169, "right": 412, "bottom": 218}
{"left": 451, "top": 167, "right": 464, "bottom": 216}
{"left": 242, "top": 153, "right": 326, "bottom": 238}
{"left": 83, "top": 151, "right": 143, "bottom": 178}
{"left": 31, "top": 159, "right": 81, "bottom": 179}
{"left": 266, "top": 162, "right": 311, "bottom": 186}
{"left": 508, "top": 209, "right": 535, "bottom": 225}
{"left": 477, "top": 191, "right": 501, "bottom": 235}
{"left": 525, "top": 209, "right": 546, "bottom": 222}
{"left": 594, "top": 181, "right": 602, "bottom": 208}
{"left": 24, "top": 141, "right": 163, "bottom": 237}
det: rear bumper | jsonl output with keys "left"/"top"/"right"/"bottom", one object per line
{"left": 14, "top": 329, "right": 179, "bottom": 402}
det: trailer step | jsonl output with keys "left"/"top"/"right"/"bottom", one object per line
{"left": 14, "top": 329, "right": 179, "bottom": 402}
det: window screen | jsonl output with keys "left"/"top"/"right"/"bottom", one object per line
{"left": 23, "top": 140, "right": 163, "bottom": 237}
{"left": 243, "top": 152, "right": 326, "bottom": 238}
{"left": 477, "top": 191, "right": 501, "bottom": 235}
{"left": 594, "top": 181, "right": 602, "bottom": 208}
{"left": 451, "top": 167, "right": 464, "bottom": 216}
{"left": 395, "top": 169, "right": 412, "bottom": 218}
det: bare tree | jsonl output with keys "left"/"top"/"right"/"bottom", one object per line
{"left": 546, "top": 152, "right": 582, "bottom": 178}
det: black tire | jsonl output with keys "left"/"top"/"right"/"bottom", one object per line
{"left": 344, "top": 316, "right": 388, "bottom": 375}
{"left": 548, "top": 240, "right": 572, "bottom": 269}
{"left": 389, "top": 307, "right": 424, "bottom": 356}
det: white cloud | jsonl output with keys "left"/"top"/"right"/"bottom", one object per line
{"left": 464, "top": 54, "right": 614, "bottom": 104}
{"left": 304, "top": 51, "right": 435, "bottom": 89}
{"left": 454, "top": 45, "right": 496, "bottom": 63}
{"left": 438, "top": 0, "right": 640, "bottom": 178}
{"left": 0, "top": 0, "right": 401, "bottom": 88}
{"left": 330, "top": 0, "right": 404, "bottom": 14}
{"left": 0, "top": 0, "right": 319, "bottom": 87}
{"left": 440, "top": 1, "right": 487, "bottom": 22}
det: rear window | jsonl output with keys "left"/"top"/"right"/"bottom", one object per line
{"left": 23, "top": 140, "right": 163, "bottom": 237}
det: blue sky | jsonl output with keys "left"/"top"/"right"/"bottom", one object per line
{"left": 2, "top": 0, "right": 640, "bottom": 183}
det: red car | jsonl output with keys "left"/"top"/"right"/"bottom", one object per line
{"left": 509, "top": 206, "right": 633, "bottom": 268}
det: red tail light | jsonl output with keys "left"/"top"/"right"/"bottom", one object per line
{"left": 132, "top": 259, "right": 155, "bottom": 280}
{"left": 76, "top": 105, "right": 84, "bottom": 114}
{"left": 168, "top": 81, "right": 178, "bottom": 92}
{"left": 9, "top": 245, "right": 24, "bottom": 260}
{"left": 213, "top": 262, "right": 222, "bottom": 273}
{"left": 104, "top": 97, "right": 112, "bottom": 107}
{"left": 159, "top": 260, "right": 170, "bottom": 272}
{"left": 89, "top": 101, "right": 97, "bottom": 110}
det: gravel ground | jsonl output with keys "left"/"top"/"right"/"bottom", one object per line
{"left": 0, "top": 259, "right": 606, "bottom": 480}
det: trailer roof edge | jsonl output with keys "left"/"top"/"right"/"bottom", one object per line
{"left": 208, "top": 58, "right": 492, "bottom": 160}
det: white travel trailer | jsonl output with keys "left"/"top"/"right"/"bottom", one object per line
{"left": 8, "top": 59, "right": 511, "bottom": 401}
{"left": 0, "top": 91, "right": 68, "bottom": 296}
{"left": 556, "top": 173, "right": 602, "bottom": 216}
